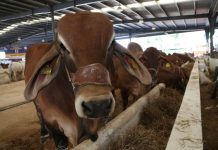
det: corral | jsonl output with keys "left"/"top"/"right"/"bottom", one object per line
{"left": 0, "top": 0, "right": 218, "bottom": 150}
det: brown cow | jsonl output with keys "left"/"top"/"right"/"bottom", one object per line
{"left": 24, "top": 12, "right": 151, "bottom": 149}
{"left": 111, "top": 43, "right": 152, "bottom": 109}
{"left": 140, "top": 47, "right": 188, "bottom": 89}
{"left": 172, "top": 53, "right": 195, "bottom": 63}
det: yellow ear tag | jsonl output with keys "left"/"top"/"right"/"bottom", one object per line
{"left": 165, "top": 63, "right": 171, "bottom": 68}
{"left": 40, "top": 65, "right": 52, "bottom": 75}
{"left": 129, "top": 59, "right": 139, "bottom": 70}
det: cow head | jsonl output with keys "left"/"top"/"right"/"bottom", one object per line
{"left": 24, "top": 12, "right": 152, "bottom": 142}
{"left": 56, "top": 12, "right": 116, "bottom": 119}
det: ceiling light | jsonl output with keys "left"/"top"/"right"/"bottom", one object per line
{"left": 102, "top": 7, "right": 114, "bottom": 12}
{"left": 91, "top": 9, "right": 102, "bottom": 13}
{"left": 3, "top": 28, "right": 10, "bottom": 31}
{"left": 11, "top": 24, "right": 19, "bottom": 27}
{"left": 152, "top": 27, "right": 156, "bottom": 30}
{"left": 17, "top": 37, "right": 21, "bottom": 41}
{"left": 142, "top": 1, "right": 156, "bottom": 6}
{"left": 6, "top": 26, "right": 15, "bottom": 29}
{"left": 138, "top": 19, "right": 144, "bottom": 24}
{"left": 127, "top": 3, "right": 141, "bottom": 8}
{"left": 42, "top": 39, "right": 45, "bottom": 42}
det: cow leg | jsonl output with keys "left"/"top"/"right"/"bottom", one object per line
{"left": 48, "top": 127, "right": 68, "bottom": 150}
{"left": 121, "top": 89, "right": 129, "bottom": 110}
{"left": 33, "top": 101, "right": 49, "bottom": 143}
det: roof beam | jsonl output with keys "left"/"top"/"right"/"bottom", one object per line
{"left": 113, "top": 14, "right": 208, "bottom": 25}
{"left": 155, "top": 2, "right": 177, "bottom": 28}
{"left": 175, "top": 2, "right": 187, "bottom": 28}
{"left": 0, "top": 0, "right": 106, "bottom": 21}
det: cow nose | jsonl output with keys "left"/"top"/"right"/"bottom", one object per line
{"left": 82, "top": 99, "right": 112, "bottom": 118}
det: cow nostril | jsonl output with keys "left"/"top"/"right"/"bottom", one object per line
{"left": 82, "top": 102, "right": 93, "bottom": 114}
{"left": 105, "top": 99, "right": 112, "bottom": 110}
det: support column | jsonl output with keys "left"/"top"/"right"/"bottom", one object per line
{"left": 129, "top": 30, "right": 132, "bottom": 43}
{"left": 50, "top": 5, "right": 56, "bottom": 41}
{"left": 205, "top": 28, "right": 209, "bottom": 43}
{"left": 208, "top": 0, "right": 218, "bottom": 57}
{"left": 208, "top": 15, "right": 216, "bottom": 57}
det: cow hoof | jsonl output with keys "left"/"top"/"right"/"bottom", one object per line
{"left": 40, "top": 134, "right": 49, "bottom": 144}
{"left": 56, "top": 146, "right": 68, "bottom": 150}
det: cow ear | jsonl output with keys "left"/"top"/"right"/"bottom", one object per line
{"left": 112, "top": 42, "right": 152, "bottom": 85}
{"left": 24, "top": 44, "right": 61, "bottom": 101}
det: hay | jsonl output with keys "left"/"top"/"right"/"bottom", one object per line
{"left": 111, "top": 88, "right": 183, "bottom": 150}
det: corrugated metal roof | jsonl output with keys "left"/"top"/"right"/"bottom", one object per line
{"left": 0, "top": 0, "right": 217, "bottom": 47}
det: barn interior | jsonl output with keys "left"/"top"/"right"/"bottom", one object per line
{"left": 0, "top": 0, "right": 218, "bottom": 150}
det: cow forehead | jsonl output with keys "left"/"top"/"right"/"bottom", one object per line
{"left": 57, "top": 12, "right": 114, "bottom": 52}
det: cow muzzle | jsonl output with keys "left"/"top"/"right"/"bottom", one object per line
{"left": 75, "top": 92, "right": 115, "bottom": 119}
{"left": 72, "top": 63, "right": 115, "bottom": 119}
{"left": 82, "top": 98, "right": 113, "bottom": 118}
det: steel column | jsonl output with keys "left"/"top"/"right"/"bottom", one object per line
{"left": 50, "top": 5, "right": 56, "bottom": 41}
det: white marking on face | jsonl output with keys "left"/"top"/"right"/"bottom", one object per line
{"left": 57, "top": 33, "right": 76, "bottom": 62}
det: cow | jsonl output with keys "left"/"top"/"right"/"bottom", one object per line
{"left": 24, "top": 12, "right": 151, "bottom": 149}
{"left": 0, "top": 63, "right": 9, "bottom": 69}
{"left": 172, "top": 53, "right": 195, "bottom": 64}
{"left": 140, "top": 47, "right": 188, "bottom": 90}
{"left": 8, "top": 61, "right": 25, "bottom": 81}
{"left": 0, "top": 69, "right": 11, "bottom": 84}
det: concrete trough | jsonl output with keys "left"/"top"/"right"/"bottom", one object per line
{"left": 73, "top": 83, "right": 166, "bottom": 150}
{"left": 166, "top": 61, "right": 203, "bottom": 150}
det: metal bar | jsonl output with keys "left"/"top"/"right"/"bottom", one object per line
{"left": 50, "top": 5, "right": 56, "bottom": 41}
{"left": 155, "top": 2, "right": 177, "bottom": 28}
{"left": 175, "top": 2, "right": 187, "bottom": 28}
{"left": 0, "top": 1, "right": 30, "bottom": 11}
{"left": 194, "top": 0, "right": 197, "bottom": 27}
{"left": 209, "top": 0, "right": 218, "bottom": 18}
{"left": 0, "top": 0, "right": 106, "bottom": 21}
{"left": 113, "top": 14, "right": 208, "bottom": 25}
{"left": 0, "top": 6, "right": 22, "bottom": 13}
{"left": 1, "top": 0, "right": 38, "bottom": 9}
{"left": 143, "top": 6, "right": 167, "bottom": 29}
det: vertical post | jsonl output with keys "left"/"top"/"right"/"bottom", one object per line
{"left": 50, "top": 5, "right": 56, "bottom": 41}
{"left": 205, "top": 28, "right": 209, "bottom": 43}
{"left": 129, "top": 30, "right": 132, "bottom": 43}
{"left": 208, "top": 15, "right": 216, "bottom": 58}
{"left": 205, "top": 28, "right": 210, "bottom": 54}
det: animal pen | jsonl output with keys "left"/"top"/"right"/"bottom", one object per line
{"left": 0, "top": 0, "right": 218, "bottom": 150}
{"left": 0, "top": 60, "right": 210, "bottom": 150}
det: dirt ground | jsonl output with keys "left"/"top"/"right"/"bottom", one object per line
{"left": 0, "top": 103, "right": 55, "bottom": 150}
{"left": 0, "top": 81, "right": 25, "bottom": 109}
{"left": 200, "top": 83, "right": 218, "bottom": 150}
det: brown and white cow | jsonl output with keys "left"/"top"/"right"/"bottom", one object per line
{"left": 24, "top": 12, "right": 151, "bottom": 149}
